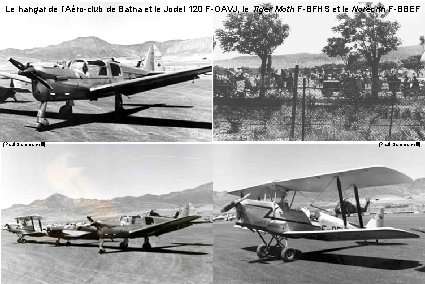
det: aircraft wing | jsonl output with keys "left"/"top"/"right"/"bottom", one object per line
{"left": 89, "top": 65, "right": 211, "bottom": 99}
{"left": 229, "top": 166, "right": 412, "bottom": 196}
{"left": 128, "top": 215, "right": 201, "bottom": 239}
{"left": 282, "top": 227, "right": 419, "bottom": 241}
{"left": 0, "top": 72, "right": 32, "bottom": 83}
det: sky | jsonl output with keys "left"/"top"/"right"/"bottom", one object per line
{"left": 0, "top": 0, "right": 213, "bottom": 50}
{"left": 213, "top": 143, "right": 425, "bottom": 192}
{"left": 0, "top": 144, "right": 212, "bottom": 209}
{"left": 214, "top": 1, "right": 425, "bottom": 60}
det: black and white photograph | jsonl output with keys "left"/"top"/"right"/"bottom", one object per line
{"left": 213, "top": 1, "right": 425, "bottom": 141}
{"left": 213, "top": 143, "right": 425, "bottom": 283}
{"left": 1, "top": 144, "right": 213, "bottom": 283}
{"left": 0, "top": 1, "right": 212, "bottom": 142}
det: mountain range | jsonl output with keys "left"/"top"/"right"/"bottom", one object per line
{"left": 0, "top": 36, "right": 212, "bottom": 63}
{"left": 216, "top": 45, "right": 425, "bottom": 69}
{"left": 2, "top": 182, "right": 213, "bottom": 223}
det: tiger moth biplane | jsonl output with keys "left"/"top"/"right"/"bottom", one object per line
{"left": 221, "top": 166, "right": 420, "bottom": 262}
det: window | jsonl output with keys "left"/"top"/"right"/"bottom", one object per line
{"left": 110, "top": 63, "right": 121, "bottom": 77}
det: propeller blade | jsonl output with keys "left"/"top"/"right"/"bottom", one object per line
{"left": 221, "top": 193, "right": 250, "bottom": 213}
{"left": 8, "top": 58, "right": 26, "bottom": 71}
{"left": 33, "top": 73, "right": 53, "bottom": 90}
{"left": 18, "top": 67, "right": 53, "bottom": 90}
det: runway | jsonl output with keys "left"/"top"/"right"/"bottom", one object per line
{"left": 214, "top": 214, "right": 425, "bottom": 284}
{"left": 0, "top": 76, "right": 211, "bottom": 142}
{"left": 2, "top": 223, "right": 213, "bottom": 284}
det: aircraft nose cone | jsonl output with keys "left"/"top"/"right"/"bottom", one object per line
{"left": 18, "top": 67, "right": 36, "bottom": 77}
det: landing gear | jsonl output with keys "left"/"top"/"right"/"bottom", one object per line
{"left": 65, "top": 241, "right": 71, "bottom": 246}
{"left": 55, "top": 239, "right": 61, "bottom": 246}
{"left": 256, "top": 244, "right": 268, "bottom": 258}
{"left": 142, "top": 237, "right": 152, "bottom": 251}
{"left": 119, "top": 238, "right": 129, "bottom": 250}
{"left": 256, "top": 232, "right": 298, "bottom": 262}
{"left": 59, "top": 100, "right": 73, "bottom": 119}
{"left": 281, "top": 248, "right": 296, "bottom": 262}
{"left": 98, "top": 238, "right": 106, "bottom": 254}
{"left": 36, "top": 101, "right": 49, "bottom": 131}
{"left": 17, "top": 237, "right": 26, "bottom": 243}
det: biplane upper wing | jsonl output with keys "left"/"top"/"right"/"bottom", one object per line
{"left": 282, "top": 227, "right": 419, "bottom": 241}
{"left": 128, "top": 215, "right": 200, "bottom": 239}
{"left": 229, "top": 166, "right": 412, "bottom": 197}
{"left": 89, "top": 66, "right": 211, "bottom": 99}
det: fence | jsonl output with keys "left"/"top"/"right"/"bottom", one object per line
{"left": 214, "top": 67, "right": 425, "bottom": 141}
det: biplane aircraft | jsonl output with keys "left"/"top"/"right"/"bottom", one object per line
{"left": 1, "top": 54, "right": 211, "bottom": 130}
{"left": 221, "top": 166, "right": 420, "bottom": 262}
{"left": 3, "top": 215, "right": 47, "bottom": 243}
{"left": 46, "top": 205, "right": 203, "bottom": 253}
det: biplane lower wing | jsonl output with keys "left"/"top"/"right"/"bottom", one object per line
{"left": 128, "top": 215, "right": 200, "bottom": 239}
{"left": 90, "top": 66, "right": 211, "bottom": 99}
{"left": 283, "top": 227, "right": 420, "bottom": 241}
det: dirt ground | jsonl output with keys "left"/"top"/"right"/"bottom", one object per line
{"left": 2, "top": 223, "right": 213, "bottom": 284}
{"left": 214, "top": 214, "right": 425, "bottom": 284}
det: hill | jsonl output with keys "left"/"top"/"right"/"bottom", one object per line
{"left": 1, "top": 182, "right": 213, "bottom": 223}
{"left": 215, "top": 45, "right": 424, "bottom": 69}
{"left": 0, "top": 36, "right": 212, "bottom": 63}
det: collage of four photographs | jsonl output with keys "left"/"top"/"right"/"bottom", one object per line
{"left": 1, "top": 1, "right": 425, "bottom": 283}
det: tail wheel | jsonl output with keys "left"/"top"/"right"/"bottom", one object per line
{"left": 281, "top": 247, "right": 296, "bottom": 262}
{"left": 256, "top": 243, "right": 268, "bottom": 258}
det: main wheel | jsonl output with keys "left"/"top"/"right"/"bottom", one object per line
{"left": 55, "top": 240, "right": 60, "bottom": 246}
{"left": 256, "top": 244, "right": 268, "bottom": 258}
{"left": 142, "top": 242, "right": 152, "bottom": 251}
{"left": 21, "top": 239, "right": 26, "bottom": 243}
{"left": 59, "top": 105, "right": 73, "bottom": 119}
{"left": 281, "top": 247, "right": 296, "bottom": 262}
{"left": 120, "top": 242, "right": 128, "bottom": 250}
{"left": 65, "top": 241, "right": 71, "bottom": 246}
{"left": 99, "top": 248, "right": 106, "bottom": 254}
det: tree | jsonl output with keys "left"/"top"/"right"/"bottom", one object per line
{"left": 401, "top": 55, "right": 424, "bottom": 77}
{"left": 215, "top": 3, "right": 290, "bottom": 98}
{"left": 325, "top": 2, "right": 401, "bottom": 98}
{"left": 322, "top": 37, "right": 359, "bottom": 69}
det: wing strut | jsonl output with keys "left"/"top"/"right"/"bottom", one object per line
{"left": 336, "top": 176, "right": 347, "bottom": 228}
{"left": 353, "top": 185, "right": 364, "bottom": 228}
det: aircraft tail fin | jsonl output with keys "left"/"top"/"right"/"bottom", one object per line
{"left": 366, "top": 208, "right": 384, "bottom": 228}
{"left": 142, "top": 45, "right": 165, "bottom": 72}
{"left": 181, "top": 203, "right": 193, "bottom": 217}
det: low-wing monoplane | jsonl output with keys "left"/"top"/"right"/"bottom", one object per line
{"left": 221, "top": 166, "right": 420, "bottom": 262}
{"left": 3, "top": 215, "right": 47, "bottom": 243}
{"left": 46, "top": 209, "right": 202, "bottom": 253}
{"left": 2, "top": 56, "right": 211, "bottom": 130}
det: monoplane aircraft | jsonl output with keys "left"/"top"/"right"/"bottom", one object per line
{"left": 4, "top": 215, "right": 47, "bottom": 243}
{"left": 1, "top": 56, "right": 211, "bottom": 130}
{"left": 221, "top": 166, "right": 420, "bottom": 262}
{"left": 46, "top": 209, "right": 202, "bottom": 253}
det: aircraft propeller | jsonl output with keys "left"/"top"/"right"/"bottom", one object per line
{"left": 8, "top": 58, "right": 53, "bottom": 90}
{"left": 221, "top": 193, "right": 251, "bottom": 213}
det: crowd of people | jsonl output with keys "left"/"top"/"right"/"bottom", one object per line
{"left": 215, "top": 66, "right": 423, "bottom": 98}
